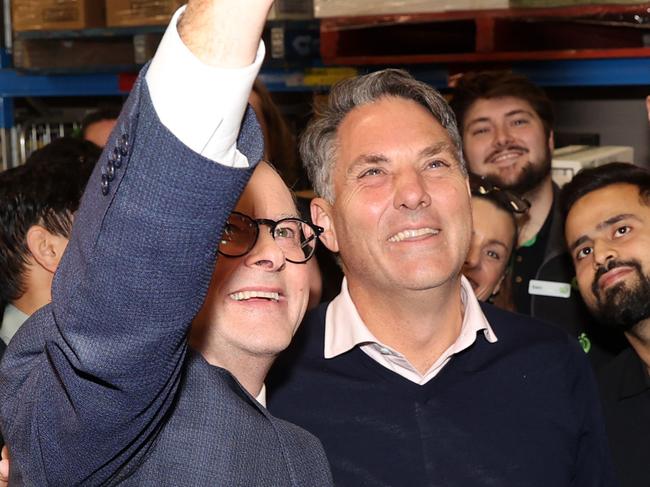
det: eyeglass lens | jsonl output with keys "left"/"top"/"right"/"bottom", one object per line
{"left": 220, "top": 213, "right": 317, "bottom": 263}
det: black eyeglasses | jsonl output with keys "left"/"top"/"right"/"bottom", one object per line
{"left": 218, "top": 211, "right": 324, "bottom": 264}
{"left": 469, "top": 174, "right": 531, "bottom": 214}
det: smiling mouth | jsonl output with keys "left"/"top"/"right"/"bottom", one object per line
{"left": 488, "top": 149, "right": 527, "bottom": 165}
{"left": 598, "top": 267, "right": 633, "bottom": 291}
{"left": 229, "top": 290, "right": 280, "bottom": 302}
{"left": 388, "top": 227, "right": 439, "bottom": 243}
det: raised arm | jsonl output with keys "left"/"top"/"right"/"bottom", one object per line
{"left": 0, "top": 1, "right": 271, "bottom": 485}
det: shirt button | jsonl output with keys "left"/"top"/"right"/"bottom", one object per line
{"left": 515, "top": 276, "right": 523, "bottom": 284}
{"left": 378, "top": 347, "right": 392, "bottom": 355}
{"left": 516, "top": 256, "right": 523, "bottom": 263}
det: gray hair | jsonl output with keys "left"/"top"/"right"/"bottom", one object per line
{"left": 300, "top": 69, "right": 465, "bottom": 202}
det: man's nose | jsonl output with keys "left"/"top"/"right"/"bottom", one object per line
{"left": 244, "top": 229, "right": 286, "bottom": 271}
{"left": 494, "top": 123, "right": 514, "bottom": 147}
{"left": 393, "top": 170, "right": 431, "bottom": 210}
{"left": 592, "top": 239, "right": 617, "bottom": 269}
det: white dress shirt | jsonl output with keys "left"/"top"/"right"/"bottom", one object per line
{"left": 324, "top": 276, "right": 498, "bottom": 385}
{"left": 1, "top": 304, "right": 29, "bottom": 345}
{"left": 146, "top": 6, "right": 265, "bottom": 167}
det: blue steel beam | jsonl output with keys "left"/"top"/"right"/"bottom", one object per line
{"left": 0, "top": 58, "right": 649, "bottom": 97}
{"left": 513, "top": 58, "right": 650, "bottom": 88}
{"left": 0, "top": 70, "right": 126, "bottom": 97}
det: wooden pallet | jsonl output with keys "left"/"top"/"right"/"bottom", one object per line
{"left": 320, "top": 3, "right": 650, "bottom": 65}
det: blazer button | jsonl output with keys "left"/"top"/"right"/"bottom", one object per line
{"left": 101, "top": 173, "right": 110, "bottom": 195}
{"left": 119, "top": 134, "right": 129, "bottom": 156}
{"left": 106, "top": 162, "right": 115, "bottom": 181}
{"left": 111, "top": 147, "right": 123, "bottom": 168}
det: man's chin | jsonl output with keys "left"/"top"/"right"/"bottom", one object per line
{"left": 595, "top": 280, "right": 650, "bottom": 332}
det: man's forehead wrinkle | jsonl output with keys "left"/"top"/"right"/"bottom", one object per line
{"left": 419, "top": 141, "right": 455, "bottom": 157}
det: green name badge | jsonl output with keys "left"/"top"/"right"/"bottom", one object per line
{"left": 528, "top": 279, "right": 571, "bottom": 299}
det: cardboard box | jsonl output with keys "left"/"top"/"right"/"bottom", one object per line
{"left": 106, "top": 0, "right": 182, "bottom": 27}
{"left": 314, "top": 0, "right": 646, "bottom": 17}
{"left": 14, "top": 37, "right": 135, "bottom": 69}
{"left": 314, "top": 0, "right": 509, "bottom": 18}
{"left": 552, "top": 145, "right": 634, "bottom": 187}
{"left": 12, "top": 0, "right": 105, "bottom": 31}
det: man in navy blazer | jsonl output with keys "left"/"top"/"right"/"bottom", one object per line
{"left": 0, "top": 0, "right": 332, "bottom": 485}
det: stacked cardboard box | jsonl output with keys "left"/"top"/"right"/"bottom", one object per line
{"left": 106, "top": 0, "right": 182, "bottom": 27}
{"left": 314, "top": 0, "right": 648, "bottom": 17}
{"left": 314, "top": 0, "right": 509, "bottom": 18}
{"left": 12, "top": 0, "right": 105, "bottom": 31}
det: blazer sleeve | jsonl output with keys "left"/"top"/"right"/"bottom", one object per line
{"left": 0, "top": 69, "right": 263, "bottom": 486}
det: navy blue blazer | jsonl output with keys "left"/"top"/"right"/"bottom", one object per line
{"left": 0, "top": 69, "right": 332, "bottom": 486}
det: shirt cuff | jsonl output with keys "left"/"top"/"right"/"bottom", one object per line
{"left": 145, "top": 5, "right": 265, "bottom": 167}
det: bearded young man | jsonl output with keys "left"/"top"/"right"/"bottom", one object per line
{"left": 451, "top": 71, "right": 625, "bottom": 367}
{"left": 562, "top": 162, "right": 650, "bottom": 487}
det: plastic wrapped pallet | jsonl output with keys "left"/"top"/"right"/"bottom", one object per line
{"left": 12, "top": 0, "right": 105, "bottom": 31}
{"left": 314, "top": 0, "right": 510, "bottom": 18}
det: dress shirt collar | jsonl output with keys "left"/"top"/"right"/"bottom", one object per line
{"left": 256, "top": 384, "right": 267, "bottom": 408}
{"left": 324, "top": 276, "right": 497, "bottom": 384}
{"left": 1, "top": 304, "right": 29, "bottom": 345}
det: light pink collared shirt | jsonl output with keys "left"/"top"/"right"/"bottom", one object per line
{"left": 324, "top": 275, "right": 498, "bottom": 384}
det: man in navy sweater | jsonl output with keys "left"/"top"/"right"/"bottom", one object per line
{"left": 562, "top": 163, "right": 650, "bottom": 487}
{"left": 267, "top": 69, "right": 616, "bottom": 486}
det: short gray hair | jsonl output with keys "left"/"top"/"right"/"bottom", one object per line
{"left": 300, "top": 69, "right": 465, "bottom": 202}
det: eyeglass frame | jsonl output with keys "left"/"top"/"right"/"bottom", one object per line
{"left": 468, "top": 174, "right": 531, "bottom": 214}
{"left": 217, "top": 211, "right": 324, "bottom": 264}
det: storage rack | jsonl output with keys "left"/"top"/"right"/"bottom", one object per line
{"left": 1, "top": 1, "right": 649, "bottom": 169}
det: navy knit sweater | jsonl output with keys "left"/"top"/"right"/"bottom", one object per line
{"left": 268, "top": 302, "right": 617, "bottom": 487}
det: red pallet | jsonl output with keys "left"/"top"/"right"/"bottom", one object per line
{"left": 320, "top": 3, "right": 650, "bottom": 65}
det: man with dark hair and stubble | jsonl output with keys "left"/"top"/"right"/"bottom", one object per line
{"left": 267, "top": 67, "right": 616, "bottom": 486}
{"left": 450, "top": 70, "right": 624, "bottom": 367}
{"left": 0, "top": 138, "right": 100, "bottom": 349}
{"left": 562, "top": 162, "right": 650, "bottom": 487}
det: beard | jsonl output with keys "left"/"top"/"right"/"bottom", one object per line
{"left": 483, "top": 144, "right": 552, "bottom": 194}
{"left": 590, "top": 259, "right": 650, "bottom": 332}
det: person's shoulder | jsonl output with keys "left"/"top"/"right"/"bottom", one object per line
{"left": 270, "top": 415, "right": 333, "bottom": 484}
{"left": 597, "top": 347, "right": 639, "bottom": 394}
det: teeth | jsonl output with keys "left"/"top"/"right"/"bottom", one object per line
{"left": 388, "top": 228, "right": 439, "bottom": 243}
{"left": 492, "top": 151, "right": 523, "bottom": 163}
{"left": 229, "top": 291, "right": 280, "bottom": 302}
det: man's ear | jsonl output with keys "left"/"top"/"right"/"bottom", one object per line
{"left": 311, "top": 197, "right": 339, "bottom": 253}
{"left": 25, "top": 225, "right": 68, "bottom": 274}
{"left": 548, "top": 129, "right": 555, "bottom": 153}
